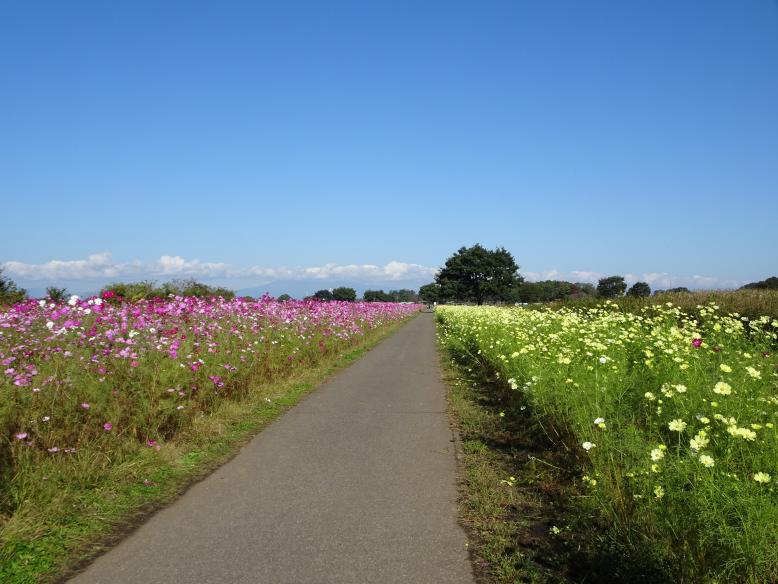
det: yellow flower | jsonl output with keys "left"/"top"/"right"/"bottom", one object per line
{"left": 699, "top": 455, "right": 714, "bottom": 468}
{"left": 650, "top": 447, "right": 665, "bottom": 461}
{"left": 746, "top": 366, "right": 761, "bottom": 379}
{"left": 690, "top": 431, "right": 709, "bottom": 451}
{"left": 719, "top": 363, "right": 732, "bottom": 373}
{"left": 753, "top": 472, "right": 771, "bottom": 484}
{"left": 654, "top": 485, "right": 665, "bottom": 499}
{"left": 668, "top": 419, "right": 687, "bottom": 432}
{"left": 713, "top": 382, "right": 732, "bottom": 395}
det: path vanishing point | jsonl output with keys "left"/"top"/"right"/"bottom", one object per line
{"left": 70, "top": 313, "right": 475, "bottom": 584}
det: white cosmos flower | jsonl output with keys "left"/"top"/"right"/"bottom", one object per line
{"left": 68, "top": 295, "right": 79, "bottom": 306}
{"left": 582, "top": 441, "right": 596, "bottom": 451}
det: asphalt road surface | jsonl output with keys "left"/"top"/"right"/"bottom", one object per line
{"left": 70, "top": 313, "right": 475, "bottom": 584}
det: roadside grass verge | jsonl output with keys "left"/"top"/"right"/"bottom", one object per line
{"left": 1, "top": 315, "right": 412, "bottom": 584}
{"left": 442, "top": 351, "right": 672, "bottom": 583}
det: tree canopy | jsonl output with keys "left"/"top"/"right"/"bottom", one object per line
{"left": 418, "top": 283, "right": 442, "bottom": 303}
{"left": 741, "top": 277, "right": 778, "bottom": 290}
{"left": 435, "top": 244, "right": 523, "bottom": 305}
{"left": 332, "top": 287, "right": 357, "bottom": 301}
{"left": 363, "top": 289, "right": 393, "bottom": 302}
{"left": 597, "top": 276, "right": 627, "bottom": 298}
{"left": 626, "top": 281, "right": 652, "bottom": 297}
{"left": 311, "top": 289, "right": 334, "bottom": 301}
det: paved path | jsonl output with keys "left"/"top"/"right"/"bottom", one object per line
{"left": 70, "top": 313, "right": 474, "bottom": 584}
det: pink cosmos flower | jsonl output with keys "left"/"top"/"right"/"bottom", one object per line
{"left": 14, "top": 432, "right": 28, "bottom": 440}
{"left": 146, "top": 439, "right": 157, "bottom": 447}
{"left": 81, "top": 402, "right": 91, "bottom": 409}
{"left": 103, "top": 422, "right": 113, "bottom": 431}
{"left": 692, "top": 338, "right": 703, "bottom": 348}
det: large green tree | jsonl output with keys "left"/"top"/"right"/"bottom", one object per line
{"left": 436, "top": 244, "right": 523, "bottom": 305}
{"left": 597, "top": 276, "right": 627, "bottom": 298}
{"left": 626, "top": 281, "right": 651, "bottom": 297}
{"left": 332, "top": 287, "right": 357, "bottom": 301}
{"left": 418, "top": 283, "right": 442, "bottom": 303}
{"left": 312, "top": 289, "right": 334, "bottom": 301}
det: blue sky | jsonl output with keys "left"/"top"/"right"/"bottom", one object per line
{"left": 1, "top": 0, "right": 777, "bottom": 295}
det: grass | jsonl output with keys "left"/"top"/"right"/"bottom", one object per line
{"left": 1, "top": 311, "right": 414, "bottom": 584}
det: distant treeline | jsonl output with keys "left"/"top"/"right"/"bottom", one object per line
{"left": 99, "top": 279, "right": 236, "bottom": 301}
{"left": 741, "top": 276, "right": 778, "bottom": 290}
{"left": 298, "top": 288, "right": 419, "bottom": 302}
{"left": 2, "top": 264, "right": 777, "bottom": 307}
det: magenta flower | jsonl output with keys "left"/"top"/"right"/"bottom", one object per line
{"left": 146, "top": 439, "right": 157, "bottom": 447}
{"left": 692, "top": 338, "right": 703, "bottom": 348}
{"left": 103, "top": 422, "right": 113, "bottom": 431}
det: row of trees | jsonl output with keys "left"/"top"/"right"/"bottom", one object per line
{"left": 100, "top": 280, "right": 236, "bottom": 301}
{"left": 417, "top": 245, "right": 663, "bottom": 304}
{"left": 297, "top": 288, "right": 419, "bottom": 302}
{"left": 0, "top": 271, "right": 238, "bottom": 305}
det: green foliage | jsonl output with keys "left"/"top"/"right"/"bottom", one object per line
{"left": 0, "top": 269, "right": 27, "bottom": 305}
{"left": 569, "top": 282, "right": 597, "bottom": 298}
{"left": 657, "top": 287, "right": 691, "bottom": 295}
{"left": 626, "top": 281, "right": 651, "bottom": 297}
{"left": 742, "top": 276, "right": 778, "bottom": 290}
{"left": 277, "top": 294, "right": 292, "bottom": 302}
{"left": 517, "top": 280, "right": 570, "bottom": 302}
{"left": 331, "top": 287, "right": 357, "bottom": 301}
{"left": 100, "top": 279, "right": 235, "bottom": 301}
{"left": 418, "top": 283, "right": 442, "bottom": 303}
{"left": 597, "top": 275, "right": 627, "bottom": 298}
{"left": 388, "top": 289, "right": 418, "bottom": 302}
{"left": 363, "top": 289, "right": 393, "bottom": 302}
{"left": 312, "top": 289, "right": 334, "bottom": 301}
{"left": 363, "top": 289, "right": 419, "bottom": 302}
{"left": 436, "top": 244, "right": 523, "bottom": 305}
{"left": 45, "top": 287, "right": 69, "bottom": 303}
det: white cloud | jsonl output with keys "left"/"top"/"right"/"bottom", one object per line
{"left": 2, "top": 252, "right": 122, "bottom": 280}
{"left": 151, "top": 256, "right": 230, "bottom": 277}
{"left": 1, "top": 253, "right": 437, "bottom": 283}
{"left": 2, "top": 253, "right": 745, "bottom": 290}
